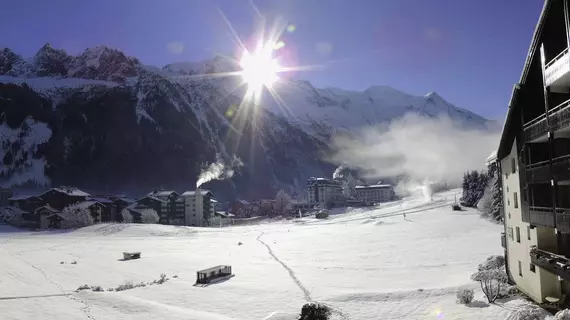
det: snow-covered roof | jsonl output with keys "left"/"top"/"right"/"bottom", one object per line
{"left": 235, "top": 199, "right": 249, "bottom": 205}
{"left": 41, "top": 187, "right": 90, "bottom": 197}
{"left": 181, "top": 190, "right": 212, "bottom": 196}
{"left": 46, "top": 212, "right": 74, "bottom": 220}
{"left": 355, "top": 184, "right": 392, "bottom": 189}
{"left": 34, "top": 204, "right": 60, "bottom": 213}
{"left": 485, "top": 149, "right": 498, "bottom": 166}
{"left": 75, "top": 201, "right": 107, "bottom": 209}
{"left": 148, "top": 190, "right": 177, "bottom": 197}
{"left": 215, "top": 211, "right": 235, "bottom": 218}
{"left": 8, "top": 194, "right": 39, "bottom": 201}
{"left": 87, "top": 197, "right": 113, "bottom": 204}
{"left": 135, "top": 195, "right": 167, "bottom": 203}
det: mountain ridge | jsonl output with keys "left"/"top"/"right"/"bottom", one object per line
{"left": 0, "top": 44, "right": 494, "bottom": 200}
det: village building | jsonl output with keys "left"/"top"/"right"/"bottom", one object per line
{"left": 181, "top": 190, "right": 214, "bottom": 226}
{"left": 307, "top": 177, "right": 344, "bottom": 208}
{"left": 38, "top": 187, "right": 90, "bottom": 210}
{"left": 354, "top": 184, "right": 395, "bottom": 204}
{"left": 498, "top": 0, "right": 570, "bottom": 305}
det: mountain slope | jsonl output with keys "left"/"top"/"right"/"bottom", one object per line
{"left": 0, "top": 44, "right": 491, "bottom": 200}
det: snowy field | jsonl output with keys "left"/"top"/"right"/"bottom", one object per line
{"left": 0, "top": 189, "right": 536, "bottom": 319}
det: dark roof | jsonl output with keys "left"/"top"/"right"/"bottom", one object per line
{"left": 39, "top": 187, "right": 90, "bottom": 197}
{"left": 8, "top": 195, "right": 40, "bottom": 201}
{"left": 34, "top": 204, "right": 60, "bottom": 214}
{"left": 135, "top": 195, "right": 167, "bottom": 203}
{"left": 147, "top": 190, "right": 178, "bottom": 197}
{"left": 75, "top": 201, "right": 107, "bottom": 209}
{"left": 181, "top": 190, "right": 213, "bottom": 197}
{"left": 197, "top": 265, "right": 231, "bottom": 274}
{"left": 497, "top": 1, "right": 550, "bottom": 160}
{"left": 87, "top": 197, "right": 114, "bottom": 204}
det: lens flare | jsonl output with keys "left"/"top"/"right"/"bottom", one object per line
{"left": 240, "top": 45, "right": 280, "bottom": 91}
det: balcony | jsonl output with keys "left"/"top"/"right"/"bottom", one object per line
{"left": 552, "top": 154, "right": 570, "bottom": 181}
{"left": 523, "top": 115, "right": 549, "bottom": 142}
{"left": 545, "top": 48, "right": 570, "bottom": 90}
{"left": 526, "top": 160, "right": 551, "bottom": 183}
{"left": 523, "top": 99, "right": 570, "bottom": 143}
{"left": 530, "top": 246, "right": 570, "bottom": 280}
{"left": 501, "top": 232, "right": 506, "bottom": 249}
{"left": 529, "top": 206, "right": 556, "bottom": 227}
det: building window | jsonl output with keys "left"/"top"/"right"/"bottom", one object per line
{"left": 518, "top": 261, "right": 522, "bottom": 276}
{"left": 530, "top": 263, "right": 536, "bottom": 273}
{"left": 516, "top": 227, "right": 521, "bottom": 243}
{"left": 507, "top": 227, "right": 514, "bottom": 240}
{"left": 512, "top": 158, "right": 516, "bottom": 174}
{"left": 508, "top": 212, "right": 511, "bottom": 219}
{"left": 527, "top": 226, "right": 531, "bottom": 241}
{"left": 513, "top": 192, "right": 518, "bottom": 209}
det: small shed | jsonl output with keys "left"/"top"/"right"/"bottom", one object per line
{"left": 196, "top": 265, "right": 232, "bottom": 284}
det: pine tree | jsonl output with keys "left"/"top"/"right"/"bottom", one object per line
{"left": 490, "top": 173, "right": 503, "bottom": 221}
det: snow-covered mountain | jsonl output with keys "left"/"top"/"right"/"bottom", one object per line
{"left": 0, "top": 44, "right": 492, "bottom": 200}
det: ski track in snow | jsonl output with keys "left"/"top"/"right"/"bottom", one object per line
{"left": 256, "top": 231, "right": 311, "bottom": 302}
{"left": 3, "top": 238, "right": 96, "bottom": 320}
{"left": 256, "top": 231, "right": 350, "bottom": 320}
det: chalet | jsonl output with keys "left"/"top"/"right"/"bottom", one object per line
{"left": 147, "top": 190, "right": 185, "bottom": 225}
{"left": 87, "top": 197, "right": 116, "bottom": 222}
{"left": 34, "top": 205, "right": 61, "bottom": 229}
{"left": 75, "top": 201, "right": 107, "bottom": 223}
{"left": 39, "top": 187, "right": 90, "bottom": 210}
{"left": 8, "top": 195, "right": 44, "bottom": 212}
{"left": 132, "top": 195, "right": 166, "bottom": 222}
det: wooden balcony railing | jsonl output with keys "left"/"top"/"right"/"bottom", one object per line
{"left": 530, "top": 246, "right": 570, "bottom": 280}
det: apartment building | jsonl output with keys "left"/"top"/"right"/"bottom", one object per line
{"left": 181, "top": 190, "right": 213, "bottom": 226}
{"left": 498, "top": 0, "right": 570, "bottom": 304}
{"left": 354, "top": 184, "right": 395, "bottom": 203}
{"left": 307, "top": 177, "right": 344, "bottom": 208}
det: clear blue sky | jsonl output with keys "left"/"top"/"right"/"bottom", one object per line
{"left": 0, "top": 0, "right": 543, "bottom": 119}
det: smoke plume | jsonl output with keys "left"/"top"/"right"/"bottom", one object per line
{"left": 328, "top": 113, "right": 500, "bottom": 196}
{"left": 196, "top": 154, "right": 244, "bottom": 188}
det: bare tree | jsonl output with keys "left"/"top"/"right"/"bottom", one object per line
{"left": 61, "top": 204, "right": 95, "bottom": 228}
{"left": 121, "top": 208, "right": 134, "bottom": 223}
{"left": 274, "top": 189, "right": 291, "bottom": 215}
{"left": 140, "top": 208, "right": 159, "bottom": 224}
{"left": 470, "top": 269, "right": 507, "bottom": 303}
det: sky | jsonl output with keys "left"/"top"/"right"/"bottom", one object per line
{"left": 0, "top": 0, "right": 544, "bottom": 119}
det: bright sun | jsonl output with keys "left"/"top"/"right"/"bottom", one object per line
{"left": 240, "top": 45, "right": 280, "bottom": 90}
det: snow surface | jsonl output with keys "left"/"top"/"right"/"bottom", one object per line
{"left": 0, "top": 190, "right": 537, "bottom": 319}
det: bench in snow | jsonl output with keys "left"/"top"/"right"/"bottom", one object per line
{"left": 123, "top": 252, "right": 141, "bottom": 260}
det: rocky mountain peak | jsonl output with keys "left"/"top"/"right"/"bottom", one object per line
{"left": 68, "top": 46, "right": 139, "bottom": 82}
{"left": 33, "top": 43, "right": 70, "bottom": 77}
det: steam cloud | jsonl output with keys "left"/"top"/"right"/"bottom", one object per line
{"left": 332, "top": 165, "right": 345, "bottom": 180}
{"left": 328, "top": 113, "right": 501, "bottom": 196}
{"left": 196, "top": 154, "right": 244, "bottom": 188}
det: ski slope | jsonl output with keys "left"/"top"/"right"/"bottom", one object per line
{"left": 0, "top": 190, "right": 537, "bottom": 319}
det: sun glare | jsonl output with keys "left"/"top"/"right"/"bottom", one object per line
{"left": 240, "top": 45, "right": 280, "bottom": 91}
